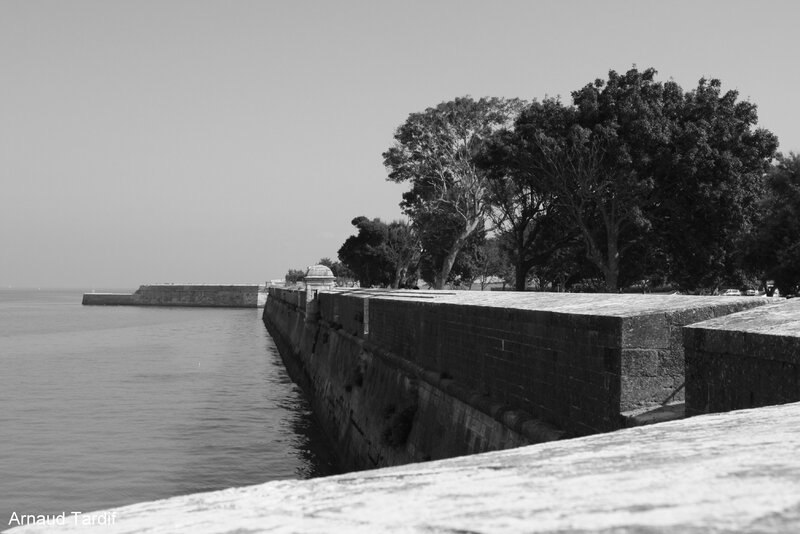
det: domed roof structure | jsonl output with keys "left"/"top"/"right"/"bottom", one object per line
{"left": 305, "top": 264, "right": 334, "bottom": 279}
{"left": 304, "top": 265, "right": 336, "bottom": 290}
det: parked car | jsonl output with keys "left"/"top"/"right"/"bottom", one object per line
{"left": 745, "top": 289, "right": 757, "bottom": 296}
{"left": 722, "top": 289, "right": 742, "bottom": 296}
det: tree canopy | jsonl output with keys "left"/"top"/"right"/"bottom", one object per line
{"left": 383, "top": 96, "right": 524, "bottom": 288}
{"left": 337, "top": 217, "right": 420, "bottom": 288}
{"left": 489, "top": 68, "right": 777, "bottom": 290}
{"left": 328, "top": 67, "right": 785, "bottom": 293}
{"left": 744, "top": 153, "right": 800, "bottom": 294}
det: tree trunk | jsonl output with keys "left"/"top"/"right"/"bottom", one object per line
{"left": 604, "top": 233, "right": 620, "bottom": 291}
{"left": 513, "top": 229, "right": 528, "bottom": 291}
{"left": 434, "top": 219, "right": 481, "bottom": 289}
{"left": 391, "top": 265, "right": 406, "bottom": 289}
{"left": 515, "top": 257, "right": 528, "bottom": 291}
{"left": 435, "top": 246, "right": 460, "bottom": 289}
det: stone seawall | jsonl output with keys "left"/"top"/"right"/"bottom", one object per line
{"left": 264, "top": 289, "right": 558, "bottom": 472}
{"left": 82, "top": 293, "right": 134, "bottom": 305}
{"left": 684, "top": 298, "right": 800, "bottom": 415}
{"left": 82, "top": 284, "right": 267, "bottom": 308}
{"left": 263, "top": 288, "right": 764, "bottom": 470}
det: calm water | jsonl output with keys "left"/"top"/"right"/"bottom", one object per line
{"left": 0, "top": 289, "right": 337, "bottom": 521}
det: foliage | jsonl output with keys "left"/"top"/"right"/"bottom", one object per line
{"left": 370, "top": 68, "right": 780, "bottom": 293}
{"left": 284, "top": 269, "right": 305, "bottom": 285}
{"left": 385, "top": 220, "right": 421, "bottom": 288}
{"left": 649, "top": 77, "right": 778, "bottom": 290}
{"left": 515, "top": 70, "right": 678, "bottom": 291}
{"left": 318, "top": 257, "right": 356, "bottom": 286}
{"left": 336, "top": 217, "right": 420, "bottom": 288}
{"left": 478, "top": 122, "right": 579, "bottom": 290}
{"left": 743, "top": 153, "right": 800, "bottom": 294}
{"left": 499, "top": 68, "right": 777, "bottom": 291}
{"left": 337, "top": 217, "right": 394, "bottom": 288}
{"left": 464, "top": 237, "right": 514, "bottom": 290}
{"left": 384, "top": 96, "right": 524, "bottom": 288}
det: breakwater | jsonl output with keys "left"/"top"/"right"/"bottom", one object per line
{"left": 263, "top": 287, "right": 765, "bottom": 471}
{"left": 82, "top": 284, "right": 267, "bottom": 308}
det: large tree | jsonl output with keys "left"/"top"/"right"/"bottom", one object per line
{"left": 744, "top": 153, "right": 800, "bottom": 294}
{"left": 385, "top": 220, "right": 421, "bottom": 288}
{"left": 383, "top": 96, "right": 523, "bottom": 289}
{"left": 337, "top": 216, "right": 394, "bottom": 288}
{"left": 510, "top": 80, "right": 665, "bottom": 291}
{"left": 649, "top": 78, "right": 778, "bottom": 290}
{"left": 478, "top": 119, "right": 577, "bottom": 290}
{"left": 337, "top": 217, "right": 420, "bottom": 288}
{"left": 507, "top": 68, "right": 777, "bottom": 291}
{"left": 415, "top": 211, "right": 485, "bottom": 288}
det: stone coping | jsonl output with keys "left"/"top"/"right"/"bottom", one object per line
{"left": 684, "top": 299, "right": 800, "bottom": 363}
{"left": 318, "top": 288, "right": 767, "bottom": 318}
{"left": 684, "top": 298, "right": 800, "bottom": 335}
{"left": 10, "top": 402, "right": 800, "bottom": 533}
{"left": 137, "top": 284, "right": 264, "bottom": 288}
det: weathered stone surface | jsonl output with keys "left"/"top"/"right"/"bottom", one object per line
{"left": 11, "top": 401, "right": 800, "bottom": 533}
{"left": 293, "top": 289, "right": 766, "bottom": 435}
{"left": 685, "top": 299, "right": 800, "bottom": 415}
{"left": 83, "top": 285, "right": 267, "bottom": 307}
{"left": 263, "top": 291, "right": 558, "bottom": 473}
{"left": 132, "top": 284, "right": 264, "bottom": 307}
{"left": 81, "top": 293, "right": 134, "bottom": 305}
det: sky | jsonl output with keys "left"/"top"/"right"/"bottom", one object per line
{"left": 2, "top": 0, "right": 799, "bottom": 289}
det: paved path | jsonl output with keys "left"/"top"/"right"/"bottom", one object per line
{"left": 8, "top": 401, "right": 800, "bottom": 533}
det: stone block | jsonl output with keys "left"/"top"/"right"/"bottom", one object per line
{"left": 684, "top": 299, "right": 800, "bottom": 415}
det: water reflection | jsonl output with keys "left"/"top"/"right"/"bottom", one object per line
{"left": 263, "top": 342, "right": 340, "bottom": 479}
{"left": 0, "top": 292, "right": 340, "bottom": 519}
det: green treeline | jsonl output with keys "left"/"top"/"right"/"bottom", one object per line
{"left": 295, "top": 67, "right": 800, "bottom": 295}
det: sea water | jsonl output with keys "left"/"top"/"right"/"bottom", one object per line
{"left": 0, "top": 289, "right": 337, "bottom": 522}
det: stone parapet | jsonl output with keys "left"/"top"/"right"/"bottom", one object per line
{"left": 684, "top": 298, "right": 800, "bottom": 415}
{"left": 265, "top": 288, "right": 765, "bottom": 454}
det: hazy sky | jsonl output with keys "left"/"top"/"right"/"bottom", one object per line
{"left": 2, "top": 0, "right": 798, "bottom": 289}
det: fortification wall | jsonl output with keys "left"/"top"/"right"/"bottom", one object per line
{"left": 684, "top": 298, "right": 800, "bottom": 415}
{"left": 265, "top": 289, "right": 557, "bottom": 471}
{"left": 131, "top": 284, "right": 263, "bottom": 307}
{"left": 264, "top": 288, "right": 764, "bottom": 470}
{"left": 81, "top": 293, "right": 134, "bottom": 305}
{"left": 82, "top": 285, "right": 267, "bottom": 307}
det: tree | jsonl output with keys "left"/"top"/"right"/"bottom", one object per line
{"left": 385, "top": 220, "right": 421, "bottom": 288}
{"left": 508, "top": 68, "right": 777, "bottom": 291}
{"left": 464, "top": 237, "right": 514, "bottom": 290}
{"left": 509, "top": 89, "right": 658, "bottom": 290}
{"left": 744, "top": 153, "right": 800, "bottom": 294}
{"left": 337, "top": 217, "right": 394, "bottom": 288}
{"left": 478, "top": 119, "right": 578, "bottom": 290}
{"left": 384, "top": 96, "right": 524, "bottom": 289}
{"left": 285, "top": 269, "right": 305, "bottom": 285}
{"left": 649, "top": 78, "right": 778, "bottom": 290}
{"left": 318, "top": 257, "right": 356, "bottom": 286}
